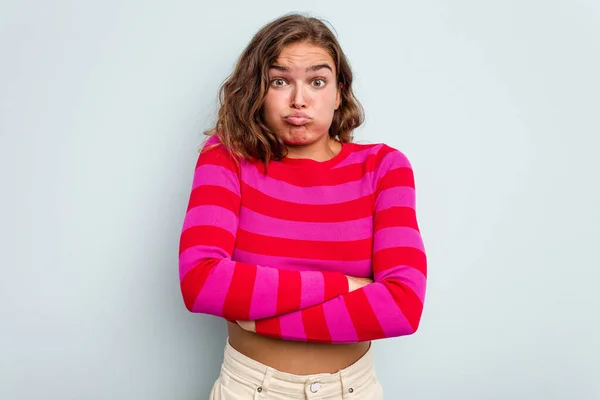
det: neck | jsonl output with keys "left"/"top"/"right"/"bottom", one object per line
{"left": 285, "top": 137, "right": 342, "bottom": 162}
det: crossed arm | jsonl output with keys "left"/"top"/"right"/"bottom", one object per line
{"left": 235, "top": 275, "right": 372, "bottom": 331}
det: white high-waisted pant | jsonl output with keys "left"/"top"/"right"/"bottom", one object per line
{"left": 209, "top": 340, "right": 383, "bottom": 399}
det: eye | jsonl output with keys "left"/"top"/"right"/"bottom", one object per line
{"left": 271, "top": 78, "right": 287, "bottom": 87}
{"left": 312, "top": 79, "right": 327, "bottom": 88}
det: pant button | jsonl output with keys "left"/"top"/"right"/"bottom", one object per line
{"left": 310, "top": 382, "right": 321, "bottom": 393}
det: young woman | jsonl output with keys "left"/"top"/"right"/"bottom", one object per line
{"left": 178, "top": 13, "right": 427, "bottom": 399}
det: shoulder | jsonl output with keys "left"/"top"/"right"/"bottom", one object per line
{"left": 197, "top": 134, "right": 241, "bottom": 174}
{"left": 353, "top": 143, "right": 418, "bottom": 195}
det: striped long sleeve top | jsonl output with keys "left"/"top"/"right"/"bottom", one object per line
{"left": 178, "top": 135, "right": 427, "bottom": 344}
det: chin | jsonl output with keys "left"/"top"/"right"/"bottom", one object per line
{"left": 280, "top": 129, "right": 325, "bottom": 147}
{"left": 280, "top": 132, "right": 310, "bottom": 145}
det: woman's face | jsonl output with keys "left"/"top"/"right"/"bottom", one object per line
{"left": 262, "top": 42, "right": 341, "bottom": 148}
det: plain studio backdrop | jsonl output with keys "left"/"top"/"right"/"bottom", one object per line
{"left": 1, "top": 1, "right": 599, "bottom": 399}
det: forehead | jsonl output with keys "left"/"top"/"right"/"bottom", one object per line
{"left": 272, "top": 42, "right": 335, "bottom": 71}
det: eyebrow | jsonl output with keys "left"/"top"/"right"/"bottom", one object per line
{"left": 269, "top": 64, "right": 333, "bottom": 73}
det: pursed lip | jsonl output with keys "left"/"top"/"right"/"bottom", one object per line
{"left": 284, "top": 112, "right": 311, "bottom": 126}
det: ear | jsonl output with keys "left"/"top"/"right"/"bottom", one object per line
{"left": 335, "top": 83, "right": 343, "bottom": 110}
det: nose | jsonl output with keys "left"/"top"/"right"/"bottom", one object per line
{"left": 290, "top": 85, "right": 307, "bottom": 108}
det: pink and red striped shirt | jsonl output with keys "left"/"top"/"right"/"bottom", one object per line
{"left": 179, "top": 135, "right": 427, "bottom": 343}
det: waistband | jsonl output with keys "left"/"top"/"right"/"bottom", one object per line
{"left": 221, "top": 338, "right": 376, "bottom": 398}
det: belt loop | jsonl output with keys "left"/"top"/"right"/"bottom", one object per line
{"left": 340, "top": 371, "right": 350, "bottom": 399}
{"left": 256, "top": 368, "right": 273, "bottom": 398}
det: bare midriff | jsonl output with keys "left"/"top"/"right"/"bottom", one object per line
{"left": 227, "top": 321, "right": 371, "bottom": 375}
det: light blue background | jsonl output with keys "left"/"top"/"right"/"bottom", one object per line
{"left": 1, "top": 1, "right": 599, "bottom": 399}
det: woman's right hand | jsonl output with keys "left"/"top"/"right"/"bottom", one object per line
{"left": 347, "top": 276, "right": 374, "bottom": 291}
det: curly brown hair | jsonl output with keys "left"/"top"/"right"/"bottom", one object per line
{"left": 203, "top": 12, "right": 364, "bottom": 167}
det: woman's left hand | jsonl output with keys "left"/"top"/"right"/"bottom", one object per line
{"left": 236, "top": 320, "right": 256, "bottom": 333}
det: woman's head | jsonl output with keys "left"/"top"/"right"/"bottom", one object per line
{"left": 207, "top": 13, "right": 364, "bottom": 165}
{"left": 262, "top": 41, "right": 341, "bottom": 151}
